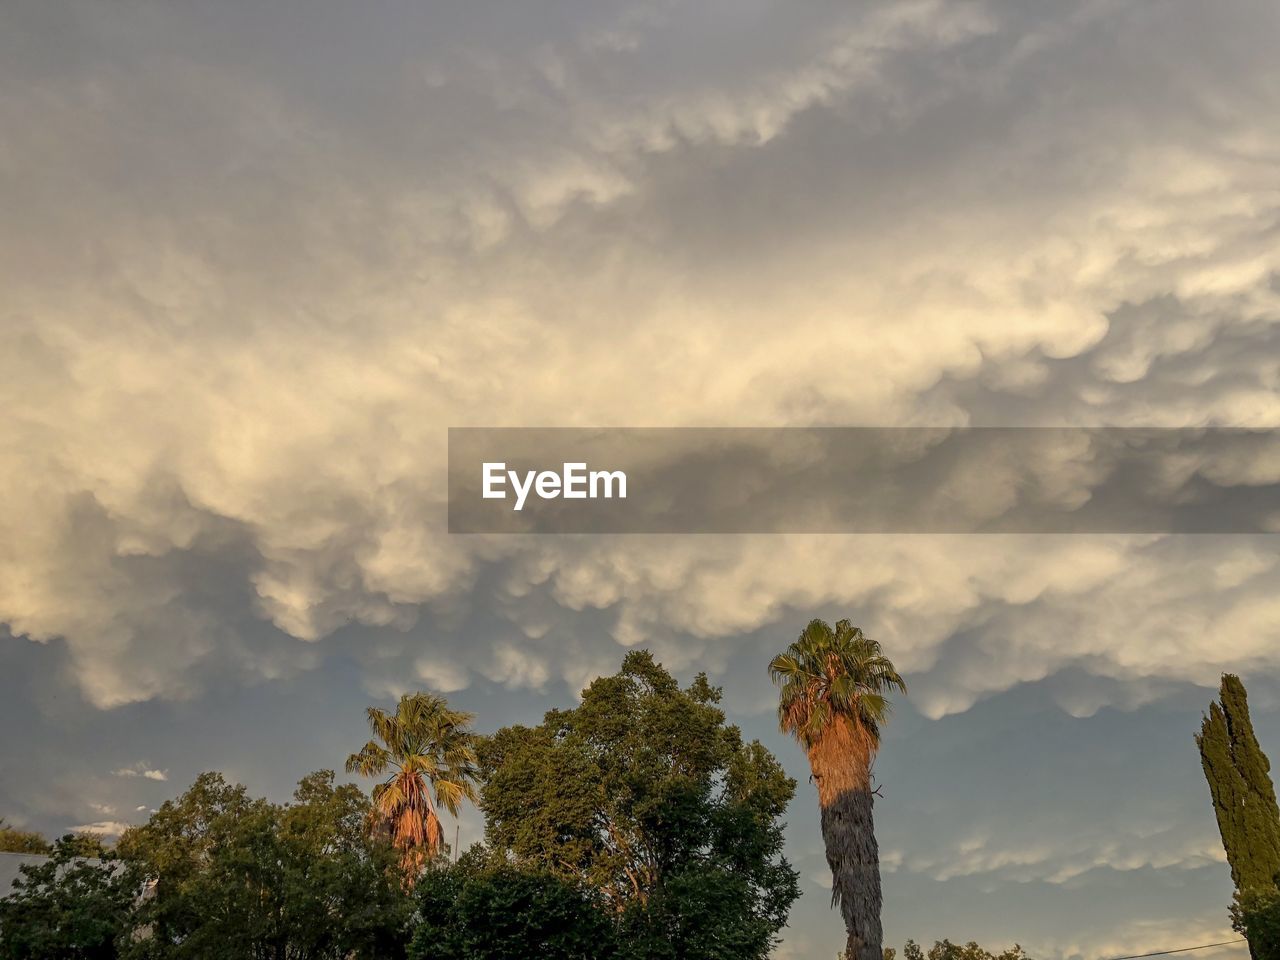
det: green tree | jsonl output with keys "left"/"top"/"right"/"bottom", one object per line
{"left": 479, "top": 650, "right": 800, "bottom": 960}
{"left": 1239, "top": 888, "right": 1280, "bottom": 960}
{"left": 0, "top": 817, "right": 51, "bottom": 854}
{"left": 63, "top": 834, "right": 111, "bottom": 859}
{"left": 1197, "top": 675, "right": 1280, "bottom": 892}
{"left": 277, "top": 771, "right": 414, "bottom": 958}
{"left": 115, "top": 772, "right": 267, "bottom": 959}
{"left": 769, "top": 619, "right": 906, "bottom": 960}
{"left": 117, "top": 771, "right": 412, "bottom": 960}
{"left": 900, "top": 941, "right": 1030, "bottom": 960}
{"left": 0, "top": 834, "right": 135, "bottom": 960}
{"left": 410, "top": 858, "right": 615, "bottom": 960}
{"left": 346, "top": 693, "right": 479, "bottom": 882}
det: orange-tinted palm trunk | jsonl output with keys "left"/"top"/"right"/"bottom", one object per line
{"left": 808, "top": 716, "right": 883, "bottom": 960}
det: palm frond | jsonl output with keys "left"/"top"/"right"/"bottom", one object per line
{"left": 350, "top": 688, "right": 480, "bottom": 877}
{"left": 345, "top": 740, "right": 391, "bottom": 777}
{"left": 768, "top": 618, "right": 906, "bottom": 750}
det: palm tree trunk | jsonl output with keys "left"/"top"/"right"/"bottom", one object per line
{"left": 811, "top": 719, "right": 883, "bottom": 960}
{"left": 820, "top": 784, "right": 882, "bottom": 960}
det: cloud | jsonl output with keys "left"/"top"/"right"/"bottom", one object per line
{"left": 899, "top": 827, "right": 1226, "bottom": 885}
{"left": 0, "top": 0, "right": 1277, "bottom": 728}
{"left": 68, "top": 821, "right": 130, "bottom": 838}
{"left": 1045, "top": 918, "right": 1243, "bottom": 960}
{"left": 112, "top": 764, "right": 168, "bottom": 782}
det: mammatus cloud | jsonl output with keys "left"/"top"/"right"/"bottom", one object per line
{"left": 2, "top": 0, "right": 1279, "bottom": 710}
{"left": 1, "top": 0, "right": 1278, "bottom": 710}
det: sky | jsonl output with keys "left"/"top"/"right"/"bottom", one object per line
{"left": 2, "top": 0, "right": 1280, "bottom": 957}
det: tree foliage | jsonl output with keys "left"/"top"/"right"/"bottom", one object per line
{"left": 116, "top": 770, "right": 412, "bottom": 960}
{"left": 478, "top": 650, "right": 800, "bottom": 960}
{"left": 1197, "top": 675, "right": 1280, "bottom": 896}
{"left": 0, "top": 818, "right": 51, "bottom": 855}
{"left": 900, "top": 940, "right": 1031, "bottom": 960}
{"left": 410, "top": 857, "right": 615, "bottom": 960}
{"left": 1239, "top": 887, "right": 1280, "bottom": 960}
{"left": 61, "top": 834, "right": 112, "bottom": 859}
{"left": 0, "top": 834, "right": 134, "bottom": 960}
{"left": 770, "top": 619, "right": 906, "bottom": 752}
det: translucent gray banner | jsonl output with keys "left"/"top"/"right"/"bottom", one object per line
{"left": 447, "top": 427, "right": 1280, "bottom": 534}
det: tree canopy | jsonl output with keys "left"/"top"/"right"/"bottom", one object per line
{"left": 0, "top": 818, "right": 51, "bottom": 855}
{"left": 1197, "top": 674, "right": 1280, "bottom": 896}
{"left": 1, "top": 653, "right": 806, "bottom": 960}
{"left": 900, "top": 940, "right": 1031, "bottom": 960}
{"left": 115, "top": 770, "right": 412, "bottom": 960}
{"left": 0, "top": 834, "right": 133, "bottom": 960}
{"left": 411, "top": 856, "right": 615, "bottom": 960}
{"left": 1239, "top": 888, "right": 1280, "bottom": 960}
{"left": 477, "top": 650, "right": 800, "bottom": 960}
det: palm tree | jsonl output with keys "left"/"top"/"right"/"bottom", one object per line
{"left": 769, "top": 619, "right": 906, "bottom": 960}
{"left": 345, "top": 692, "right": 479, "bottom": 883}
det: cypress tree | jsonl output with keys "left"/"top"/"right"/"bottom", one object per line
{"left": 1197, "top": 674, "right": 1280, "bottom": 895}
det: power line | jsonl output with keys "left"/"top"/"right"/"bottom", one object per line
{"left": 1104, "top": 939, "right": 1248, "bottom": 960}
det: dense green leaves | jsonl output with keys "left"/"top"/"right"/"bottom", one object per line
{"left": 478, "top": 650, "right": 800, "bottom": 960}
{"left": 0, "top": 819, "right": 51, "bottom": 855}
{"left": 616, "top": 864, "right": 784, "bottom": 960}
{"left": 2, "top": 654, "right": 802, "bottom": 960}
{"left": 410, "top": 860, "right": 615, "bottom": 960}
{"left": 0, "top": 835, "right": 135, "bottom": 960}
{"left": 1239, "top": 887, "right": 1280, "bottom": 960}
{"left": 900, "top": 940, "right": 1031, "bottom": 960}
{"left": 1197, "top": 674, "right": 1280, "bottom": 960}
{"left": 1197, "top": 675, "right": 1280, "bottom": 897}
{"left": 1, "top": 773, "right": 413, "bottom": 960}
{"left": 116, "top": 771, "right": 412, "bottom": 960}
